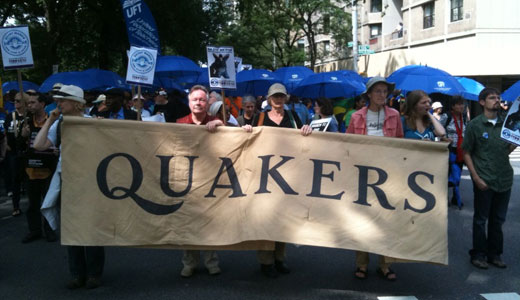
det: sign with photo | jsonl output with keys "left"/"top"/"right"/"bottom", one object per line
{"left": 501, "top": 96, "right": 520, "bottom": 146}
{"left": 207, "top": 46, "right": 236, "bottom": 89}
{"left": 310, "top": 118, "right": 332, "bottom": 132}
{"left": 125, "top": 46, "right": 157, "bottom": 86}
{"left": 0, "top": 25, "right": 34, "bottom": 69}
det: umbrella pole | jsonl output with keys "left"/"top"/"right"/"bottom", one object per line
{"left": 137, "top": 85, "right": 142, "bottom": 121}
{"left": 221, "top": 89, "right": 227, "bottom": 126}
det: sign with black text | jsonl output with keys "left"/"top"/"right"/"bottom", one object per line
{"left": 207, "top": 46, "right": 236, "bottom": 89}
{"left": 501, "top": 96, "right": 520, "bottom": 146}
{"left": 125, "top": 46, "right": 157, "bottom": 86}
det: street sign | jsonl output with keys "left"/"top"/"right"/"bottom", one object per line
{"left": 348, "top": 41, "right": 354, "bottom": 48}
{"left": 358, "top": 49, "right": 375, "bottom": 55}
{"left": 358, "top": 45, "right": 370, "bottom": 51}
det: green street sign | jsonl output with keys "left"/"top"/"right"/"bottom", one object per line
{"left": 348, "top": 41, "right": 354, "bottom": 48}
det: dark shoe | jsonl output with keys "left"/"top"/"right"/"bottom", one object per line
{"left": 85, "top": 277, "right": 102, "bottom": 289}
{"left": 354, "top": 267, "right": 367, "bottom": 280}
{"left": 471, "top": 257, "right": 488, "bottom": 269}
{"left": 46, "top": 230, "right": 57, "bottom": 242}
{"left": 260, "top": 264, "right": 278, "bottom": 278}
{"left": 377, "top": 268, "right": 396, "bottom": 281}
{"left": 488, "top": 257, "right": 507, "bottom": 268}
{"left": 274, "top": 260, "right": 290, "bottom": 274}
{"left": 207, "top": 266, "right": 221, "bottom": 276}
{"left": 12, "top": 209, "right": 21, "bottom": 217}
{"left": 22, "top": 232, "right": 41, "bottom": 244}
{"left": 66, "top": 277, "right": 85, "bottom": 289}
{"left": 180, "top": 266, "right": 195, "bottom": 278}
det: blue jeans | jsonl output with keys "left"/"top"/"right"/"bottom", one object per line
{"left": 471, "top": 185, "right": 511, "bottom": 260}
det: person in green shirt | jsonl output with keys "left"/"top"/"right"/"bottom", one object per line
{"left": 344, "top": 95, "right": 366, "bottom": 130}
{"left": 462, "top": 87, "right": 516, "bottom": 270}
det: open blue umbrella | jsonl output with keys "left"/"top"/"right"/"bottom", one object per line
{"left": 155, "top": 55, "right": 201, "bottom": 86}
{"left": 176, "top": 67, "right": 209, "bottom": 88}
{"left": 502, "top": 80, "right": 520, "bottom": 102}
{"left": 292, "top": 71, "right": 364, "bottom": 99}
{"left": 274, "top": 66, "right": 314, "bottom": 93}
{"left": 456, "top": 77, "right": 484, "bottom": 101}
{"left": 235, "top": 69, "right": 281, "bottom": 97}
{"left": 329, "top": 70, "right": 366, "bottom": 94}
{"left": 39, "top": 69, "right": 129, "bottom": 92}
{"left": 387, "top": 65, "right": 465, "bottom": 96}
{"left": 2, "top": 81, "right": 40, "bottom": 94}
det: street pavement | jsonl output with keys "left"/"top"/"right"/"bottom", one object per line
{"left": 1, "top": 163, "right": 519, "bottom": 300}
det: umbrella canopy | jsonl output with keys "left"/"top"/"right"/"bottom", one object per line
{"left": 155, "top": 55, "right": 201, "bottom": 85}
{"left": 235, "top": 69, "right": 282, "bottom": 97}
{"left": 176, "top": 67, "right": 209, "bottom": 88}
{"left": 502, "top": 80, "right": 520, "bottom": 102}
{"left": 274, "top": 66, "right": 314, "bottom": 93}
{"left": 2, "top": 81, "right": 40, "bottom": 95}
{"left": 387, "top": 65, "right": 465, "bottom": 96}
{"left": 39, "top": 69, "right": 128, "bottom": 93}
{"left": 292, "top": 71, "right": 365, "bottom": 99}
{"left": 456, "top": 77, "right": 484, "bottom": 101}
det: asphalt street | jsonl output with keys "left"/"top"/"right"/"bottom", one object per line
{"left": 1, "top": 161, "right": 519, "bottom": 300}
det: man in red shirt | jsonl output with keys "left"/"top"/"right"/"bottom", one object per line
{"left": 176, "top": 85, "right": 223, "bottom": 277}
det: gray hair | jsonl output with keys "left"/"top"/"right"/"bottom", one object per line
{"left": 209, "top": 91, "right": 223, "bottom": 102}
{"left": 242, "top": 95, "right": 256, "bottom": 105}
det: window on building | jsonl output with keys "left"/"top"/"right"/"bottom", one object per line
{"left": 322, "top": 15, "right": 330, "bottom": 34}
{"left": 371, "top": 0, "right": 382, "bottom": 13}
{"left": 323, "top": 41, "right": 330, "bottom": 55}
{"left": 370, "top": 24, "right": 382, "bottom": 38}
{"left": 451, "top": 0, "right": 463, "bottom": 22}
{"left": 298, "top": 39, "right": 305, "bottom": 50}
{"left": 423, "top": 2, "right": 435, "bottom": 29}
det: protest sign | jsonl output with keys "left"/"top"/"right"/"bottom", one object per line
{"left": 0, "top": 25, "right": 34, "bottom": 69}
{"left": 120, "top": 0, "right": 160, "bottom": 51}
{"left": 61, "top": 117, "right": 449, "bottom": 264}
{"left": 501, "top": 96, "right": 520, "bottom": 146}
{"left": 310, "top": 118, "right": 332, "bottom": 132}
{"left": 241, "top": 64, "right": 252, "bottom": 71}
{"left": 125, "top": 46, "right": 157, "bottom": 86}
{"left": 207, "top": 46, "right": 236, "bottom": 89}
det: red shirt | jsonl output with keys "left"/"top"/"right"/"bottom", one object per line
{"left": 176, "top": 113, "right": 216, "bottom": 125}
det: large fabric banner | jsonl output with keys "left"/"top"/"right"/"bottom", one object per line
{"left": 61, "top": 117, "right": 449, "bottom": 265}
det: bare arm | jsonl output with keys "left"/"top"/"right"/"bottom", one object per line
{"left": 34, "top": 108, "right": 60, "bottom": 151}
{"left": 429, "top": 113, "right": 446, "bottom": 137}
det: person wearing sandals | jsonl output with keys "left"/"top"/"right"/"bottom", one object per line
{"left": 346, "top": 76, "right": 403, "bottom": 281}
{"left": 251, "top": 83, "right": 313, "bottom": 278}
{"left": 462, "top": 88, "right": 515, "bottom": 270}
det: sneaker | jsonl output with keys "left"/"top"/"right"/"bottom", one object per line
{"left": 470, "top": 257, "right": 488, "bottom": 269}
{"left": 207, "top": 266, "right": 221, "bottom": 275}
{"left": 66, "top": 277, "right": 85, "bottom": 289}
{"left": 22, "top": 232, "right": 42, "bottom": 244}
{"left": 7, "top": 192, "right": 13, "bottom": 197}
{"left": 260, "top": 264, "right": 278, "bottom": 278}
{"left": 85, "top": 277, "right": 102, "bottom": 289}
{"left": 180, "top": 266, "right": 195, "bottom": 278}
{"left": 488, "top": 257, "right": 507, "bottom": 268}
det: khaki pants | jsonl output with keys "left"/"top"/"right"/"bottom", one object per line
{"left": 257, "top": 242, "right": 286, "bottom": 265}
{"left": 182, "top": 250, "right": 219, "bottom": 270}
{"left": 355, "top": 251, "right": 391, "bottom": 270}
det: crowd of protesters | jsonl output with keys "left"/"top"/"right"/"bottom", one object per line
{"left": 0, "top": 78, "right": 515, "bottom": 289}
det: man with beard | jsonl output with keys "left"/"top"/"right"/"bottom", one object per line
{"left": 463, "top": 87, "right": 516, "bottom": 270}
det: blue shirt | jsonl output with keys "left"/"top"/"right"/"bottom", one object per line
{"left": 401, "top": 116, "right": 435, "bottom": 141}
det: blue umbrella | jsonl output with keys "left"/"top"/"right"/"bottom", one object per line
{"left": 2, "top": 81, "right": 40, "bottom": 94}
{"left": 292, "top": 71, "right": 364, "bottom": 99}
{"left": 176, "top": 67, "right": 209, "bottom": 88}
{"left": 502, "top": 80, "right": 520, "bottom": 102}
{"left": 39, "top": 69, "right": 129, "bottom": 92}
{"left": 329, "top": 70, "right": 366, "bottom": 94}
{"left": 149, "top": 77, "right": 185, "bottom": 94}
{"left": 456, "top": 77, "right": 484, "bottom": 101}
{"left": 387, "top": 65, "right": 465, "bottom": 96}
{"left": 155, "top": 55, "right": 201, "bottom": 86}
{"left": 274, "top": 66, "right": 314, "bottom": 93}
{"left": 235, "top": 69, "right": 281, "bottom": 97}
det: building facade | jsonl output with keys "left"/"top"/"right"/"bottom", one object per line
{"left": 314, "top": 0, "right": 520, "bottom": 90}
